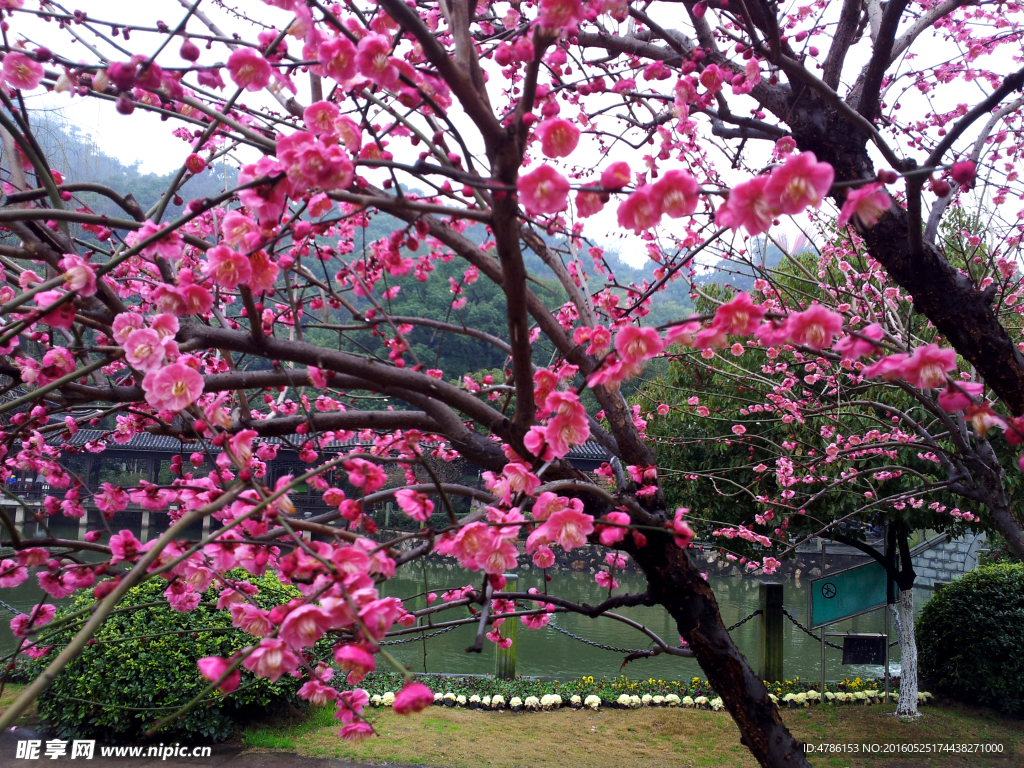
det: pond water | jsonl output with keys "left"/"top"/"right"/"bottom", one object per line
{"left": 1, "top": 516, "right": 932, "bottom": 683}
{"left": 377, "top": 563, "right": 930, "bottom": 682}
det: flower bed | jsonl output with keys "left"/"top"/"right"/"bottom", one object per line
{"left": 354, "top": 674, "right": 932, "bottom": 712}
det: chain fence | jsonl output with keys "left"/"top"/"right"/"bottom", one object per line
{"left": 380, "top": 625, "right": 457, "bottom": 645}
{"left": 783, "top": 608, "right": 899, "bottom": 648}
{"left": 547, "top": 621, "right": 663, "bottom": 655}
{"left": 726, "top": 609, "right": 761, "bottom": 632}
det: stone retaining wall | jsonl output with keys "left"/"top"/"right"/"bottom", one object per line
{"left": 910, "top": 532, "right": 987, "bottom": 588}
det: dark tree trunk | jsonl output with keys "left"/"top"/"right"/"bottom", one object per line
{"left": 627, "top": 534, "right": 811, "bottom": 768}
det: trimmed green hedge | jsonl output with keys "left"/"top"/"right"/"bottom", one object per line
{"left": 917, "top": 563, "right": 1024, "bottom": 715}
{"left": 29, "top": 571, "right": 330, "bottom": 741}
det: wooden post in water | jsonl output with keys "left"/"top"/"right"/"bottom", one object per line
{"left": 494, "top": 573, "right": 517, "bottom": 680}
{"left": 758, "top": 582, "right": 784, "bottom": 684}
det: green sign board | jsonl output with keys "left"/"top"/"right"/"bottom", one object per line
{"left": 808, "top": 560, "right": 889, "bottom": 629}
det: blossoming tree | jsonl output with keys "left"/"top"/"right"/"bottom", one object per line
{"left": 1, "top": 0, "right": 1024, "bottom": 765}
{"left": 641, "top": 228, "right": 1023, "bottom": 717}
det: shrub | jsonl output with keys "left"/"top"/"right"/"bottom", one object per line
{"left": 916, "top": 563, "right": 1024, "bottom": 715}
{"left": 29, "top": 570, "right": 330, "bottom": 741}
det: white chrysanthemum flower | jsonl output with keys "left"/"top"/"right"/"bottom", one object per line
{"left": 509, "top": 696, "right": 523, "bottom": 708}
{"left": 584, "top": 695, "right": 601, "bottom": 710}
{"left": 666, "top": 694, "right": 681, "bottom": 707}
{"left": 492, "top": 695, "right": 505, "bottom": 706}
{"left": 710, "top": 697, "right": 724, "bottom": 711}
{"left": 641, "top": 694, "right": 654, "bottom": 706}
{"left": 525, "top": 696, "right": 541, "bottom": 710}
{"left": 382, "top": 691, "right": 396, "bottom": 706}
{"left": 617, "top": 694, "right": 631, "bottom": 706}
{"left": 694, "top": 696, "right": 709, "bottom": 707}
{"left": 680, "top": 696, "right": 694, "bottom": 708}
{"left": 652, "top": 695, "right": 665, "bottom": 705}
{"left": 469, "top": 695, "right": 481, "bottom": 703}
{"left": 482, "top": 696, "right": 492, "bottom": 706}
{"left": 456, "top": 695, "right": 467, "bottom": 706}
{"left": 570, "top": 695, "right": 582, "bottom": 706}
{"left": 371, "top": 694, "right": 383, "bottom": 707}
{"left": 629, "top": 695, "right": 641, "bottom": 708}
{"left": 433, "top": 692, "right": 444, "bottom": 702}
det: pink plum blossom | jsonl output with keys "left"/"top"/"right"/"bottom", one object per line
{"left": 600, "top": 161, "right": 631, "bottom": 190}
{"left": 862, "top": 353, "right": 909, "bottom": 381}
{"left": 393, "top": 682, "right": 434, "bottom": 715}
{"left": 109, "top": 529, "right": 143, "bottom": 564}
{"left": 0, "top": 560, "right": 29, "bottom": 588}
{"left": 538, "top": 0, "right": 584, "bottom": 30}
{"left": 598, "top": 511, "right": 630, "bottom": 546}
{"left": 243, "top": 637, "right": 301, "bottom": 682}
{"left": 317, "top": 36, "right": 358, "bottom": 83}
{"left": 530, "top": 508, "right": 595, "bottom": 552}
{"left": 575, "top": 190, "right": 605, "bottom": 217}
{"left": 764, "top": 151, "right": 834, "bottom": 215}
{"left": 951, "top": 161, "right": 976, "bottom": 187}
{"left": 3, "top": 52, "right": 43, "bottom": 90}
{"left": 518, "top": 164, "right": 570, "bottom": 215}
{"left": 832, "top": 323, "right": 884, "bottom": 361}
{"left": 335, "top": 643, "right": 376, "bottom": 684}
{"left": 356, "top": 34, "right": 399, "bottom": 88}
{"left": 617, "top": 185, "right": 662, "bottom": 233}
{"left": 197, "top": 657, "right": 241, "bottom": 693}
{"left": 532, "top": 545, "right": 555, "bottom": 568}
{"left": 535, "top": 118, "right": 580, "bottom": 158}
{"left": 938, "top": 381, "right": 984, "bottom": 412}
{"left": 785, "top": 305, "right": 844, "bottom": 350}
{"left": 123, "top": 328, "right": 167, "bottom": 372}
{"left": 9, "top": 604, "right": 55, "bottom": 638}
{"left": 142, "top": 362, "right": 204, "bottom": 411}
{"left": 279, "top": 604, "right": 332, "bottom": 649}
{"left": 672, "top": 508, "right": 695, "bottom": 548}
{"left": 711, "top": 292, "right": 765, "bottom": 336}
{"left": 838, "top": 183, "right": 891, "bottom": 228}
{"left": 227, "top": 48, "right": 272, "bottom": 91}
{"left": 615, "top": 325, "right": 665, "bottom": 364}
{"left": 230, "top": 603, "right": 274, "bottom": 637}
{"left": 395, "top": 488, "right": 434, "bottom": 522}
{"left": 902, "top": 344, "right": 956, "bottom": 389}
{"left": 59, "top": 255, "right": 97, "bottom": 296}
{"left": 204, "top": 245, "right": 252, "bottom": 289}
{"left": 652, "top": 170, "right": 700, "bottom": 218}
{"left": 715, "top": 176, "right": 777, "bottom": 236}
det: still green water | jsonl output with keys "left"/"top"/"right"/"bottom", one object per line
{"left": 0, "top": 518, "right": 930, "bottom": 682}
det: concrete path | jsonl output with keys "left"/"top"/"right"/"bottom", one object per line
{"left": 0, "top": 726, "right": 416, "bottom": 767}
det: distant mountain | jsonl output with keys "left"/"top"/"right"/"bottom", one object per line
{"left": 24, "top": 114, "right": 238, "bottom": 220}
{"left": 696, "top": 235, "right": 814, "bottom": 292}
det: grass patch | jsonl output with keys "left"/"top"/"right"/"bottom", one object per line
{"left": 0, "top": 683, "right": 36, "bottom": 727}
{"left": 242, "top": 730, "right": 297, "bottom": 750}
{"left": 241, "top": 701, "right": 1022, "bottom": 768}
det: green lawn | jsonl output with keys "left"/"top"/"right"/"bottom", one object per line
{"left": 242, "top": 701, "right": 1023, "bottom": 768}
